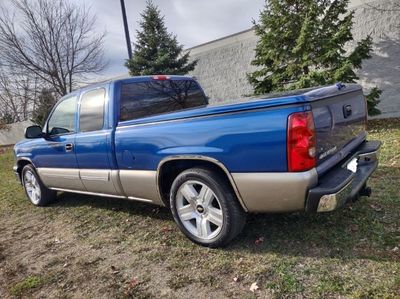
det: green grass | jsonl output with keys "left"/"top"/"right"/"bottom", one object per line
{"left": 9, "top": 275, "right": 45, "bottom": 296}
{"left": 0, "top": 118, "right": 399, "bottom": 298}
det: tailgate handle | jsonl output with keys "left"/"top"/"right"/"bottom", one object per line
{"left": 343, "top": 105, "right": 352, "bottom": 118}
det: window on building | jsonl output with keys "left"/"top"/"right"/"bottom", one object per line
{"left": 120, "top": 80, "right": 207, "bottom": 121}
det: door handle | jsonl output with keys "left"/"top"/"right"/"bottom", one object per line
{"left": 65, "top": 143, "right": 73, "bottom": 152}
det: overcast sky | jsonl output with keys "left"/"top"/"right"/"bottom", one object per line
{"left": 67, "top": 0, "right": 265, "bottom": 79}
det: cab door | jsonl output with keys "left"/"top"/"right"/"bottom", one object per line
{"left": 75, "top": 87, "right": 120, "bottom": 196}
{"left": 36, "top": 94, "right": 85, "bottom": 191}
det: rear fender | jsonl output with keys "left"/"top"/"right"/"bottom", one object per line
{"left": 157, "top": 155, "right": 248, "bottom": 212}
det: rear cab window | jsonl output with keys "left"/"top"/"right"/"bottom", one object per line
{"left": 119, "top": 79, "right": 207, "bottom": 121}
{"left": 79, "top": 88, "right": 106, "bottom": 132}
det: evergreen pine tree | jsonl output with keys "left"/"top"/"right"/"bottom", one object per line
{"left": 125, "top": 1, "right": 197, "bottom": 76}
{"left": 248, "top": 0, "right": 381, "bottom": 115}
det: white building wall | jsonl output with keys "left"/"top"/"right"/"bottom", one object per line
{"left": 189, "top": 0, "right": 400, "bottom": 118}
{"left": 352, "top": 0, "right": 400, "bottom": 118}
{"left": 189, "top": 29, "right": 258, "bottom": 103}
{"left": 0, "top": 120, "right": 33, "bottom": 146}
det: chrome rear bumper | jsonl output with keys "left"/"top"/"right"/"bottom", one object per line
{"left": 305, "top": 140, "right": 381, "bottom": 213}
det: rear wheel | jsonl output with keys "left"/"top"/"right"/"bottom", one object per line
{"left": 170, "top": 167, "right": 246, "bottom": 247}
{"left": 22, "top": 165, "right": 56, "bottom": 206}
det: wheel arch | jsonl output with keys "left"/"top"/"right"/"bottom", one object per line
{"left": 16, "top": 158, "right": 35, "bottom": 176}
{"left": 156, "top": 155, "right": 248, "bottom": 212}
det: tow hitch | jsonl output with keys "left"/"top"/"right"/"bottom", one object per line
{"left": 352, "top": 185, "right": 372, "bottom": 203}
{"left": 359, "top": 186, "right": 372, "bottom": 197}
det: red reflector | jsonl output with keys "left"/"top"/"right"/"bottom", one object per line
{"left": 287, "top": 111, "right": 316, "bottom": 172}
{"left": 152, "top": 75, "right": 169, "bottom": 81}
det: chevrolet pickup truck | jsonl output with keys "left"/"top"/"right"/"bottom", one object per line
{"left": 13, "top": 75, "right": 380, "bottom": 247}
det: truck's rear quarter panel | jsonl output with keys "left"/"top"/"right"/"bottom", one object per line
{"left": 115, "top": 105, "right": 302, "bottom": 173}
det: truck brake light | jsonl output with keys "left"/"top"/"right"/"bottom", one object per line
{"left": 287, "top": 111, "right": 317, "bottom": 172}
{"left": 152, "top": 75, "right": 169, "bottom": 81}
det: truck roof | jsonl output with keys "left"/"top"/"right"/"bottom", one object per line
{"left": 73, "top": 75, "right": 196, "bottom": 95}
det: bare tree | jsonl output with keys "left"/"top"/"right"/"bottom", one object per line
{"left": 0, "top": 66, "right": 40, "bottom": 122}
{"left": 0, "top": 0, "right": 107, "bottom": 97}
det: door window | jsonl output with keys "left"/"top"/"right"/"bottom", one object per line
{"left": 47, "top": 96, "right": 77, "bottom": 135}
{"left": 79, "top": 88, "right": 105, "bottom": 132}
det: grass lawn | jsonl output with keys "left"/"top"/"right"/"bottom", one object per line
{"left": 0, "top": 119, "right": 399, "bottom": 298}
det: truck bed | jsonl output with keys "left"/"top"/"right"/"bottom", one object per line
{"left": 117, "top": 83, "right": 367, "bottom": 175}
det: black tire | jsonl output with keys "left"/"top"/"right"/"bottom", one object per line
{"left": 22, "top": 164, "right": 57, "bottom": 206}
{"left": 170, "top": 167, "right": 246, "bottom": 248}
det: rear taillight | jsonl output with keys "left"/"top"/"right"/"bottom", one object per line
{"left": 287, "top": 111, "right": 317, "bottom": 172}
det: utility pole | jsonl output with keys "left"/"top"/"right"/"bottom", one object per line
{"left": 120, "top": 0, "right": 132, "bottom": 60}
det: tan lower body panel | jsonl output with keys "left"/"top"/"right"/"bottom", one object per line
{"left": 36, "top": 168, "right": 163, "bottom": 206}
{"left": 37, "top": 166, "right": 317, "bottom": 212}
{"left": 80, "top": 169, "right": 119, "bottom": 195}
{"left": 37, "top": 168, "right": 86, "bottom": 191}
{"left": 119, "top": 170, "right": 163, "bottom": 205}
{"left": 231, "top": 169, "right": 318, "bottom": 213}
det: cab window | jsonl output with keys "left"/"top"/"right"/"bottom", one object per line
{"left": 47, "top": 96, "right": 77, "bottom": 135}
{"left": 120, "top": 80, "right": 207, "bottom": 121}
{"left": 79, "top": 88, "right": 105, "bottom": 132}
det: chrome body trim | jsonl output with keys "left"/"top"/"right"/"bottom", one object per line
{"left": 49, "top": 187, "right": 124, "bottom": 199}
{"left": 157, "top": 155, "right": 248, "bottom": 211}
{"left": 127, "top": 196, "right": 153, "bottom": 203}
{"left": 231, "top": 169, "right": 318, "bottom": 213}
{"left": 15, "top": 157, "right": 36, "bottom": 170}
{"left": 16, "top": 157, "right": 34, "bottom": 164}
{"left": 14, "top": 158, "right": 36, "bottom": 184}
{"left": 80, "top": 176, "right": 110, "bottom": 182}
{"left": 49, "top": 188, "right": 156, "bottom": 204}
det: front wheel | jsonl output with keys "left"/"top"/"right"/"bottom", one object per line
{"left": 22, "top": 165, "right": 56, "bottom": 206}
{"left": 170, "top": 167, "right": 246, "bottom": 247}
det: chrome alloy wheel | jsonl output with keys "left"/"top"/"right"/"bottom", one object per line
{"left": 176, "top": 180, "right": 224, "bottom": 240}
{"left": 23, "top": 170, "right": 41, "bottom": 204}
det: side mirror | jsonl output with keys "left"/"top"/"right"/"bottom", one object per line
{"left": 25, "top": 125, "right": 43, "bottom": 139}
{"left": 48, "top": 127, "right": 70, "bottom": 136}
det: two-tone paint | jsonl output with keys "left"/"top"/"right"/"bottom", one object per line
{"left": 14, "top": 77, "right": 374, "bottom": 213}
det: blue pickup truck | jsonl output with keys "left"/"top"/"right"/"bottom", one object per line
{"left": 13, "top": 75, "right": 380, "bottom": 247}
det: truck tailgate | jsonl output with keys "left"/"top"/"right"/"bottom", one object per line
{"left": 306, "top": 84, "right": 367, "bottom": 170}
